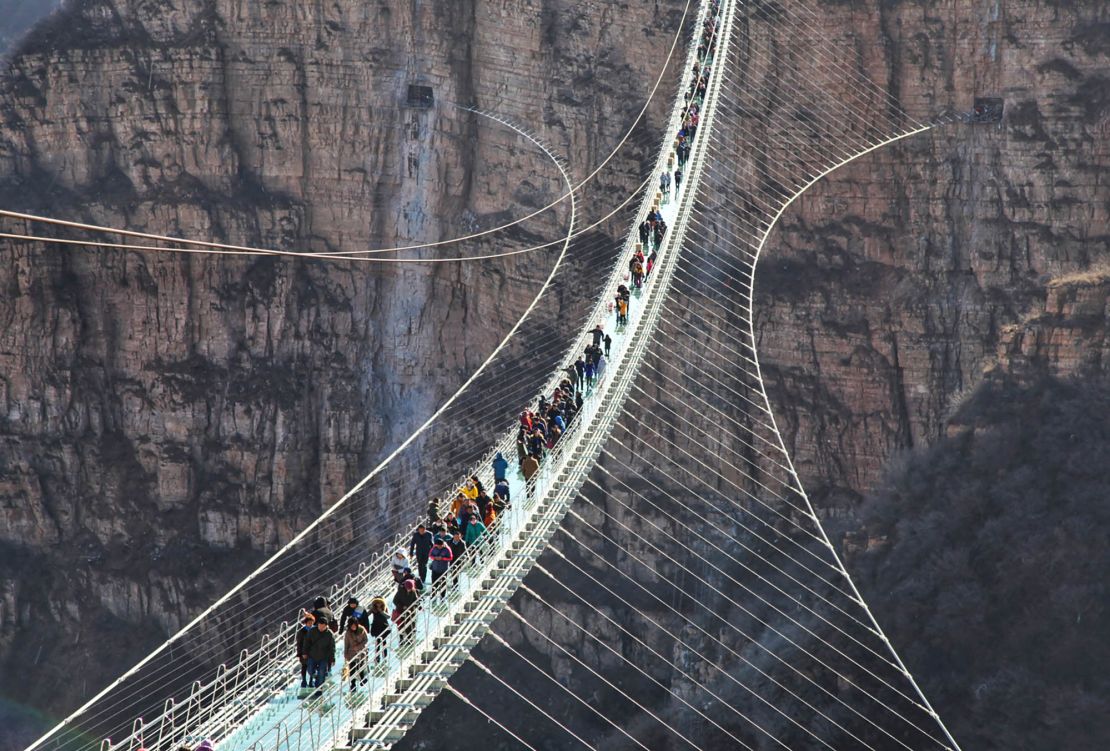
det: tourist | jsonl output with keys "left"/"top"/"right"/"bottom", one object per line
{"left": 429, "top": 536, "right": 453, "bottom": 585}
{"left": 464, "top": 512, "right": 486, "bottom": 547}
{"left": 392, "top": 579, "right": 419, "bottom": 645}
{"left": 390, "top": 550, "right": 409, "bottom": 582}
{"left": 447, "top": 529, "right": 467, "bottom": 566}
{"left": 409, "top": 524, "right": 434, "bottom": 582}
{"left": 339, "top": 597, "right": 369, "bottom": 632}
{"left": 369, "top": 597, "right": 390, "bottom": 663}
{"left": 492, "top": 451, "right": 509, "bottom": 482}
{"left": 303, "top": 617, "right": 335, "bottom": 690}
{"left": 296, "top": 613, "right": 315, "bottom": 688}
{"left": 494, "top": 476, "right": 510, "bottom": 504}
{"left": 590, "top": 324, "right": 605, "bottom": 347}
{"left": 343, "top": 619, "right": 369, "bottom": 690}
{"left": 311, "top": 596, "right": 338, "bottom": 632}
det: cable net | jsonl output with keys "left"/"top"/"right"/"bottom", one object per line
{"left": 412, "top": 0, "right": 963, "bottom": 749}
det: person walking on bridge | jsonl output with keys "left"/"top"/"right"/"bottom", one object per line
{"left": 461, "top": 477, "right": 479, "bottom": 502}
{"left": 409, "top": 523, "right": 434, "bottom": 583}
{"left": 429, "top": 536, "right": 453, "bottom": 586}
{"left": 464, "top": 512, "right": 486, "bottom": 548}
{"left": 392, "top": 579, "right": 419, "bottom": 646}
{"left": 340, "top": 597, "right": 369, "bottom": 633}
{"left": 303, "top": 617, "right": 336, "bottom": 691}
{"left": 343, "top": 619, "right": 369, "bottom": 691}
{"left": 296, "top": 613, "right": 315, "bottom": 688}
{"left": 653, "top": 220, "right": 666, "bottom": 252}
{"left": 494, "top": 475, "right": 510, "bottom": 505}
{"left": 390, "top": 550, "right": 409, "bottom": 582}
{"left": 448, "top": 529, "right": 467, "bottom": 566}
{"left": 311, "top": 596, "right": 338, "bottom": 633}
{"left": 590, "top": 324, "right": 605, "bottom": 348}
{"left": 492, "top": 451, "right": 509, "bottom": 482}
{"left": 426, "top": 497, "right": 441, "bottom": 525}
{"left": 369, "top": 597, "right": 390, "bottom": 665}
{"left": 521, "top": 451, "right": 540, "bottom": 487}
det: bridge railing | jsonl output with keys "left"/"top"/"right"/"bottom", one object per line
{"left": 94, "top": 2, "right": 717, "bottom": 749}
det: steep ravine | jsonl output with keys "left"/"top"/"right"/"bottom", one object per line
{"left": 2, "top": 0, "right": 1108, "bottom": 748}
{"left": 0, "top": 0, "right": 688, "bottom": 743}
{"left": 757, "top": 0, "right": 1110, "bottom": 511}
{"left": 401, "top": 0, "right": 1110, "bottom": 748}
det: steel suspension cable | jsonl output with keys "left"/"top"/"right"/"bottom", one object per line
{"left": 534, "top": 546, "right": 934, "bottom": 749}
{"left": 546, "top": 530, "right": 950, "bottom": 747}
{"left": 497, "top": 607, "right": 704, "bottom": 751}
{"left": 467, "top": 657, "right": 597, "bottom": 751}
{"left": 482, "top": 632, "right": 653, "bottom": 751}
{"left": 515, "top": 581, "right": 883, "bottom": 751}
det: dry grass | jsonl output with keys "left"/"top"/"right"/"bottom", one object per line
{"left": 1046, "top": 263, "right": 1110, "bottom": 289}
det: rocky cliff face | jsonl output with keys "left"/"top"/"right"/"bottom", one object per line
{"left": 0, "top": 0, "right": 687, "bottom": 740}
{"left": 403, "top": 2, "right": 1109, "bottom": 749}
{"left": 756, "top": 0, "right": 1110, "bottom": 512}
{"left": 3, "top": 0, "right": 1107, "bottom": 747}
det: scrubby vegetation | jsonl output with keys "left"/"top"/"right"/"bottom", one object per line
{"left": 851, "top": 374, "right": 1110, "bottom": 751}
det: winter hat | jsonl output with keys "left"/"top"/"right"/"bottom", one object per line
{"left": 403, "top": 580, "right": 416, "bottom": 591}
{"left": 196, "top": 740, "right": 215, "bottom": 751}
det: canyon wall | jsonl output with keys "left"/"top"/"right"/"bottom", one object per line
{"left": 757, "top": 0, "right": 1110, "bottom": 512}
{"left": 2, "top": 0, "right": 1107, "bottom": 748}
{"left": 0, "top": 0, "right": 687, "bottom": 741}
{"left": 403, "top": 0, "right": 1110, "bottom": 748}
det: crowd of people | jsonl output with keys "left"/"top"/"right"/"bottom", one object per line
{"left": 292, "top": 0, "right": 723, "bottom": 700}
{"left": 110, "top": 10, "right": 723, "bottom": 751}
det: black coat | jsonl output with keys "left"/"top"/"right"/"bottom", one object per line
{"left": 303, "top": 627, "right": 336, "bottom": 662}
{"left": 296, "top": 625, "right": 313, "bottom": 658}
{"left": 410, "top": 530, "right": 434, "bottom": 558}
{"left": 370, "top": 611, "right": 391, "bottom": 638}
{"left": 447, "top": 538, "right": 467, "bottom": 562}
{"left": 340, "top": 605, "right": 370, "bottom": 632}
{"left": 312, "top": 606, "right": 338, "bottom": 632}
{"left": 393, "top": 587, "right": 419, "bottom": 613}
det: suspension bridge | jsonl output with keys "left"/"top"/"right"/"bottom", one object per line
{"left": 19, "top": 0, "right": 970, "bottom": 748}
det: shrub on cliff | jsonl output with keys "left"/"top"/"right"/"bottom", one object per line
{"left": 852, "top": 374, "right": 1110, "bottom": 751}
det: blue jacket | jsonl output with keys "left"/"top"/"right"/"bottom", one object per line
{"left": 492, "top": 452, "right": 509, "bottom": 482}
{"left": 429, "top": 544, "right": 453, "bottom": 573}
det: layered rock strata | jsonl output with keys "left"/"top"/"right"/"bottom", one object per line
{"left": 0, "top": 0, "right": 687, "bottom": 740}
